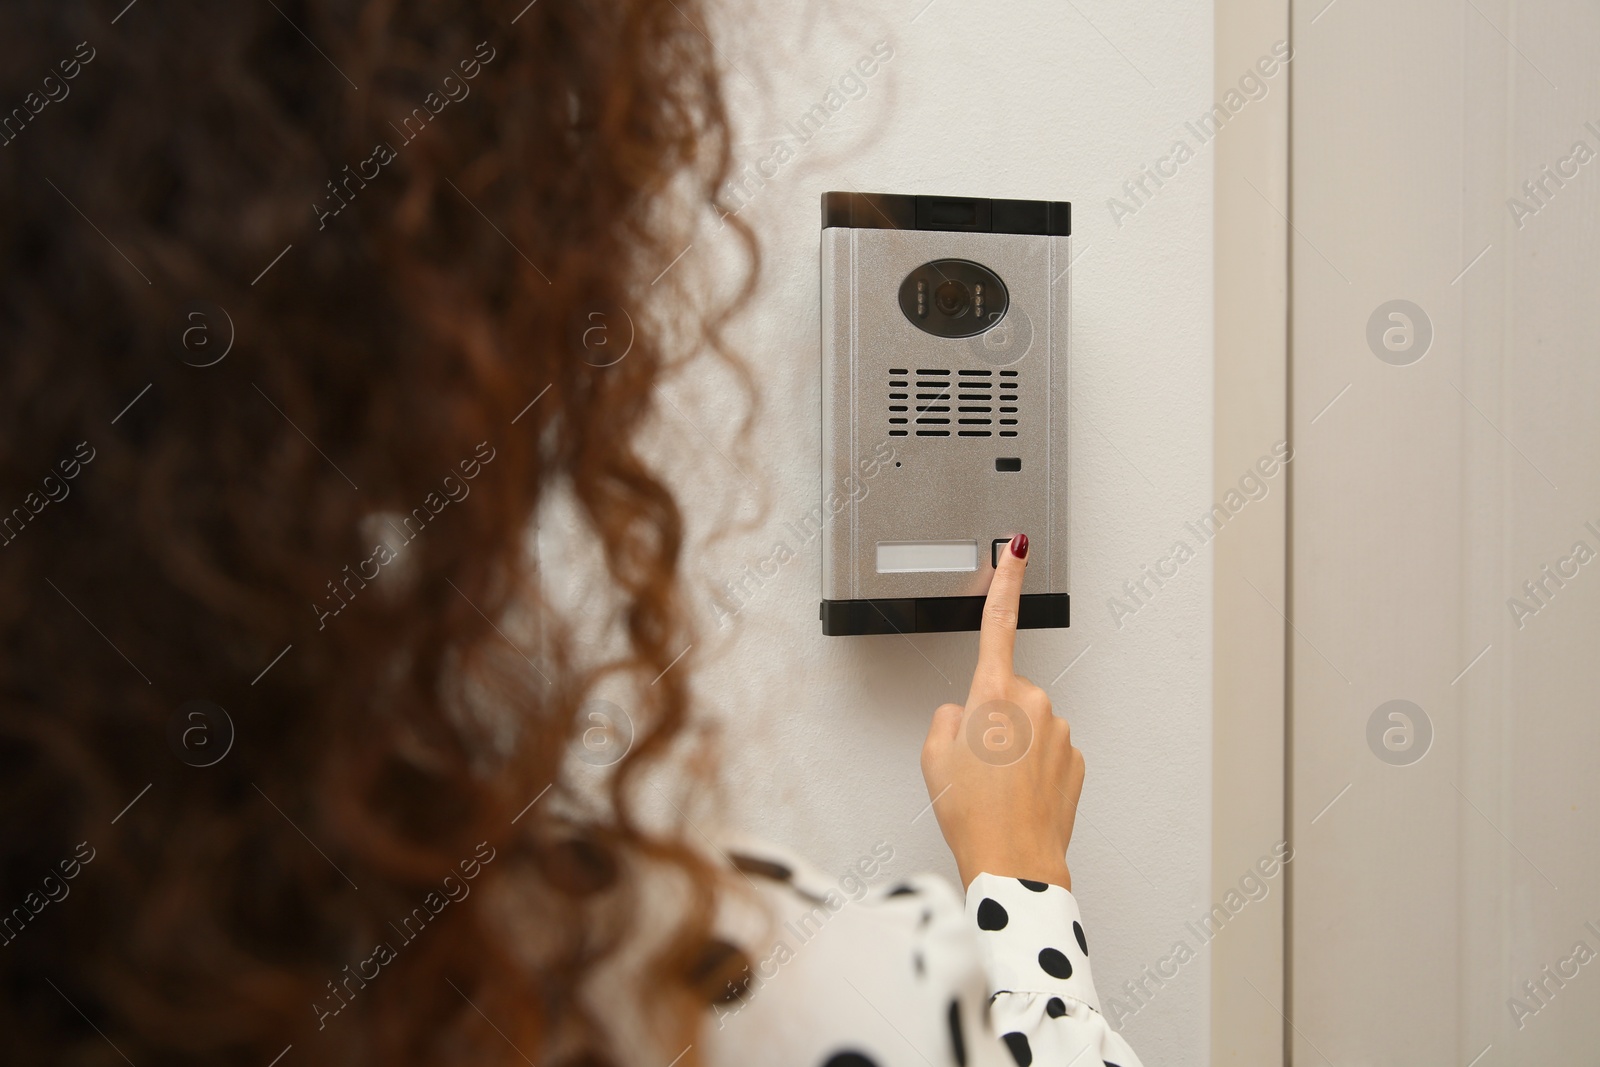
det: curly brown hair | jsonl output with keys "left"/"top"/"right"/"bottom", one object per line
{"left": 0, "top": 1, "right": 757, "bottom": 1064}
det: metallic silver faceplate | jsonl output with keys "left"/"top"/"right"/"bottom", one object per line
{"left": 821, "top": 226, "right": 1070, "bottom": 601}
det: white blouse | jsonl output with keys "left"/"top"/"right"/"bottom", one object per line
{"left": 701, "top": 838, "right": 1144, "bottom": 1067}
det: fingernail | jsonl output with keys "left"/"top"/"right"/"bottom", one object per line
{"left": 1010, "top": 533, "right": 1029, "bottom": 560}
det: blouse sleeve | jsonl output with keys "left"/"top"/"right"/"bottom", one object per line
{"left": 698, "top": 838, "right": 1143, "bottom": 1067}
{"left": 963, "top": 872, "right": 1144, "bottom": 1067}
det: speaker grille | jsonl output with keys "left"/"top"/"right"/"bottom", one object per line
{"left": 888, "top": 367, "right": 1019, "bottom": 437}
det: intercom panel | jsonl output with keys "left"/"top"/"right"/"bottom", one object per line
{"left": 819, "top": 191, "right": 1071, "bottom": 636}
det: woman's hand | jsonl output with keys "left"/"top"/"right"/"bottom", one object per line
{"left": 919, "top": 534, "right": 1084, "bottom": 891}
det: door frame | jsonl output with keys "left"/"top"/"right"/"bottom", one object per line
{"left": 1212, "top": 0, "right": 1292, "bottom": 1061}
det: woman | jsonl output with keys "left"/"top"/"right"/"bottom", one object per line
{"left": 0, "top": 2, "right": 1141, "bottom": 1065}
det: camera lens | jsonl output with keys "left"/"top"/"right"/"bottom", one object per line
{"left": 899, "top": 260, "right": 1007, "bottom": 339}
{"left": 933, "top": 279, "right": 970, "bottom": 317}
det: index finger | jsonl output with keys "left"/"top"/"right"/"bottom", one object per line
{"left": 976, "top": 533, "right": 1028, "bottom": 680}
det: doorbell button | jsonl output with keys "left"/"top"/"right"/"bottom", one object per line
{"left": 991, "top": 539, "right": 1009, "bottom": 569}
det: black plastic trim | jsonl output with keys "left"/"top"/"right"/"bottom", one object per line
{"left": 822, "top": 192, "right": 1071, "bottom": 236}
{"left": 820, "top": 593, "right": 1070, "bottom": 635}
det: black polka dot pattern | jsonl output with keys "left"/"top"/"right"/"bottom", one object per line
{"left": 1001, "top": 1031, "right": 1033, "bottom": 1066}
{"left": 697, "top": 860, "right": 1142, "bottom": 1067}
{"left": 946, "top": 999, "right": 967, "bottom": 1066}
{"left": 976, "top": 898, "right": 1009, "bottom": 930}
{"left": 728, "top": 852, "right": 792, "bottom": 882}
{"left": 727, "top": 850, "right": 834, "bottom": 903}
{"left": 820, "top": 1053, "right": 880, "bottom": 1067}
{"left": 1038, "top": 947, "right": 1073, "bottom": 979}
{"left": 954, "top": 875, "right": 1137, "bottom": 1062}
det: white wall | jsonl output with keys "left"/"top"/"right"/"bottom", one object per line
{"left": 659, "top": 3, "right": 1215, "bottom": 1061}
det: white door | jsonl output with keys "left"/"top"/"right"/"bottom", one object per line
{"left": 1290, "top": 0, "right": 1600, "bottom": 1062}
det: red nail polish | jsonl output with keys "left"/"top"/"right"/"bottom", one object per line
{"left": 1011, "top": 533, "right": 1028, "bottom": 560}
